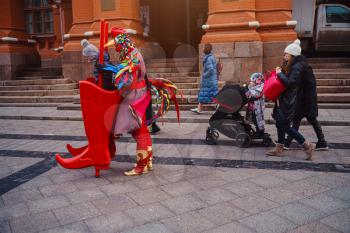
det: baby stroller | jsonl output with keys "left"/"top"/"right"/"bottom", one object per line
{"left": 205, "top": 84, "right": 272, "bottom": 147}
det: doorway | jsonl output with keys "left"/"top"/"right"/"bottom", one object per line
{"left": 140, "top": 0, "right": 208, "bottom": 58}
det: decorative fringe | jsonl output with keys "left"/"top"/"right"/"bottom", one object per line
{"left": 147, "top": 78, "right": 182, "bottom": 125}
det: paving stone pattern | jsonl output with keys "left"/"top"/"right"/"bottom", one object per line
{"left": 0, "top": 117, "right": 349, "bottom": 232}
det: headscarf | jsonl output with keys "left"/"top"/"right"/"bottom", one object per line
{"left": 81, "top": 39, "right": 99, "bottom": 60}
{"left": 113, "top": 34, "right": 135, "bottom": 61}
{"left": 250, "top": 72, "right": 264, "bottom": 84}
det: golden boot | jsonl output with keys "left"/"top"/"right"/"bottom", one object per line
{"left": 133, "top": 147, "right": 153, "bottom": 172}
{"left": 147, "top": 146, "right": 153, "bottom": 171}
{"left": 124, "top": 150, "right": 150, "bottom": 176}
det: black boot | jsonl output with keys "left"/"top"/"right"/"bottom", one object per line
{"left": 316, "top": 141, "right": 328, "bottom": 151}
{"left": 310, "top": 118, "right": 328, "bottom": 151}
{"left": 284, "top": 135, "right": 292, "bottom": 150}
{"left": 150, "top": 123, "right": 160, "bottom": 134}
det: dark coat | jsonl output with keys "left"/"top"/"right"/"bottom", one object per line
{"left": 274, "top": 55, "right": 304, "bottom": 121}
{"left": 294, "top": 56, "right": 318, "bottom": 118}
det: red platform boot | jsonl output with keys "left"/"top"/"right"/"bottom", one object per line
{"left": 66, "top": 134, "right": 116, "bottom": 159}
{"left": 66, "top": 144, "right": 87, "bottom": 157}
{"left": 56, "top": 81, "right": 121, "bottom": 177}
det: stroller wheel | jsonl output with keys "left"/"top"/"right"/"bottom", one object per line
{"left": 205, "top": 135, "right": 217, "bottom": 145}
{"left": 205, "top": 128, "right": 219, "bottom": 145}
{"left": 236, "top": 133, "right": 251, "bottom": 148}
{"left": 212, "top": 130, "right": 219, "bottom": 139}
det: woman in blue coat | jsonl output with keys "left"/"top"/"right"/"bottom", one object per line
{"left": 191, "top": 43, "right": 218, "bottom": 114}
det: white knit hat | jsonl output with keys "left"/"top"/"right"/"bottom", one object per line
{"left": 284, "top": 39, "right": 301, "bottom": 56}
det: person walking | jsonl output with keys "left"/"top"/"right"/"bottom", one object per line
{"left": 283, "top": 55, "right": 328, "bottom": 151}
{"left": 145, "top": 74, "right": 161, "bottom": 134}
{"left": 266, "top": 39, "right": 316, "bottom": 160}
{"left": 191, "top": 43, "right": 218, "bottom": 114}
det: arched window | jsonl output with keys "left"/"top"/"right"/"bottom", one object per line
{"left": 24, "top": 0, "right": 54, "bottom": 34}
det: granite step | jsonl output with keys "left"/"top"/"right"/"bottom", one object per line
{"left": 0, "top": 89, "right": 80, "bottom": 97}
{"left": 146, "top": 61, "right": 197, "bottom": 68}
{"left": 0, "top": 79, "right": 73, "bottom": 86}
{"left": 20, "top": 67, "right": 62, "bottom": 76}
{"left": 15, "top": 75, "right": 63, "bottom": 80}
{"left": 311, "top": 63, "right": 350, "bottom": 69}
{"left": 22, "top": 67, "right": 63, "bottom": 72}
{"left": 317, "top": 93, "right": 350, "bottom": 103}
{"left": 308, "top": 57, "right": 350, "bottom": 63}
{"left": 149, "top": 58, "right": 198, "bottom": 63}
{"left": 147, "top": 66, "right": 196, "bottom": 73}
{"left": 176, "top": 82, "right": 225, "bottom": 89}
{"left": 0, "top": 83, "right": 79, "bottom": 91}
{"left": 158, "top": 77, "right": 200, "bottom": 83}
{"left": 20, "top": 70, "right": 62, "bottom": 77}
{"left": 314, "top": 68, "right": 350, "bottom": 73}
{"left": 178, "top": 89, "right": 199, "bottom": 95}
{"left": 317, "top": 86, "right": 350, "bottom": 93}
{"left": 0, "top": 95, "right": 76, "bottom": 103}
{"left": 0, "top": 103, "right": 63, "bottom": 107}
{"left": 316, "top": 79, "right": 349, "bottom": 86}
{"left": 148, "top": 72, "right": 199, "bottom": 78}
{"left": 315, "top": 73, "right": 350, "bottom": 80}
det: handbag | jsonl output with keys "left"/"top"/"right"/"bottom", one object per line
{"left": 263, "top": 70, "right": 286, "bottom": 102}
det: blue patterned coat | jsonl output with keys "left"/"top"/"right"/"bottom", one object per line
{"left": 198, "top": 53, "right": 218, "bottom": 103}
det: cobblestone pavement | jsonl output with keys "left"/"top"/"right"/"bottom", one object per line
{"left": 0, "top": 117, "right": 349, "bottom": 233}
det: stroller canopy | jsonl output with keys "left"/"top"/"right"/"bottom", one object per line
{"left": 213, "top": 84, "right": 248, "bottom": 114}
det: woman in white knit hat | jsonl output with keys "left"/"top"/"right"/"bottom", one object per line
{"left": 283, "top": 42, "right": 328, "bottom": 151}
{"left": 266, "top": 39, "right": 316, "bottom": 160}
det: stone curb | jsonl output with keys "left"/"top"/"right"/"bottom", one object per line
{"left": 0, "top": 115, "right": 349, "bottom": 126}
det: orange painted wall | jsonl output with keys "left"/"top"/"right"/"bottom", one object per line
{"left": 202, "top": 0, "right": 261, "bottom": 43}
{"left": 0, "top": 0, "right": 36, "bottom": 54}
{"left": 64, "top": 0, "right": 144, "bottom": 51}
{"left": 1, "top": 0, "right": 297, "bottom": 58}
{"left": 0, "top": 0, "right": 27, "bottom": 38}
{"left": 256, "top": 0, "right": 297, "bottom": 42}
{"left": 201, "top": 0, "right": 296, "bottom": 43}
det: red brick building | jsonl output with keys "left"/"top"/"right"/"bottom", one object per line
{"left": 0, "top": 0, "right": 305, "bottom": 83}
{"left": 0, "top": 0, "right": 72, "bottom": 79}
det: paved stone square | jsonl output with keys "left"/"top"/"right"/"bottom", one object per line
{"left": 0, "top": 113, "right": 349, "bottom": 233}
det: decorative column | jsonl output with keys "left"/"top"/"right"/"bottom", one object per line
{"left": 62, "top": 0, "right": 145, "bottom": 81}
{"left": 200, "top": 0, "right": 262, "bottom": 84}
{"left": 255, "top": 0, "right": 297, "bottom": 72}
{"left": 0, "top": 0, "right": 39, "bottom": 80}
{"left": 61, "top": 0, "right": 93, "bottom": 80}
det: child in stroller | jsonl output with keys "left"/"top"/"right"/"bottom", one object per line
{"left": 205, "top": 73, "right": 272, "bottom": 147}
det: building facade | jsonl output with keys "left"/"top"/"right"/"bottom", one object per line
{"left": 0, "top": 0, "right": 72, "bottom": 79}
{"left": 0, "top": 0, "right": 326, "bottom": 83}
